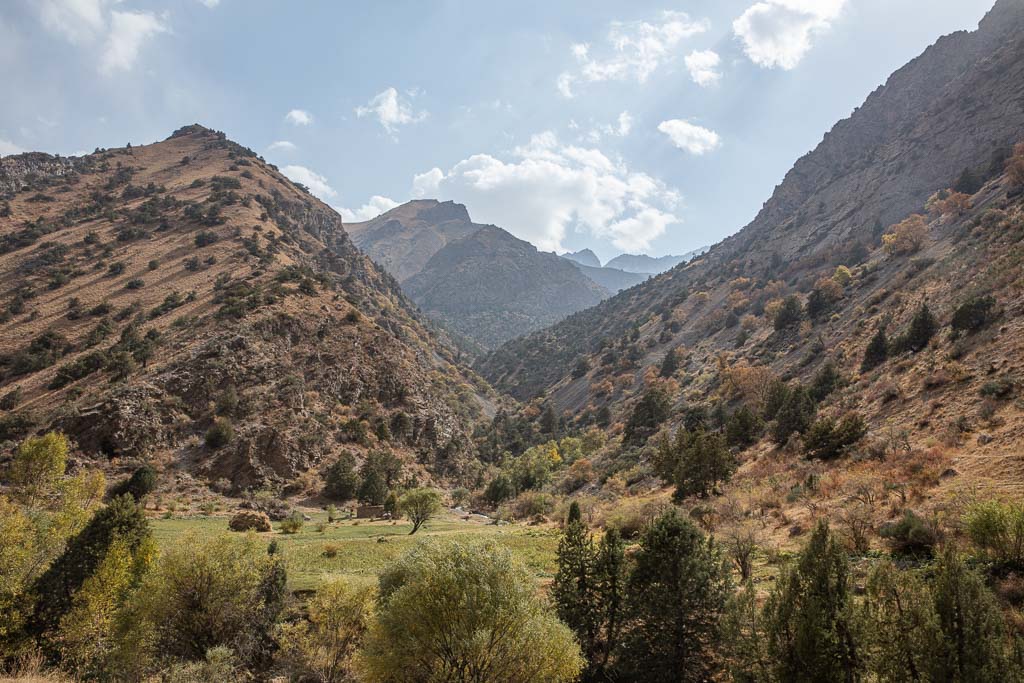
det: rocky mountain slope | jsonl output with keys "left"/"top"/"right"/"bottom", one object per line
{"left": 0, "top": 126, "right": 494, "bottom": 491}
{"left": 403, "top": 225, "right": 608, "bottom": 349}
{"left": 478, "top": 0, "right": 1024, "bottom": 406}
{"left": 605, "top": 250, "right": 702, "bottom": 275}
{"left": 347, "top": 199, "right": 637, "bottom": 350}
{"left": 562, "top": 249, "right": 601, "bottom": 268}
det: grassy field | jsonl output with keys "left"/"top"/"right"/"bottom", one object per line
{"left": 150, "top": 509, "right": 561, "bottom": 592}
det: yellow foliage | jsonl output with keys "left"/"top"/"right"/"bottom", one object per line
{"left": 882, "top": 214, "right": 928, "bottom": 255}
{"left": 832, "top": 265, "right": 852, "bottom": 287}
{"left": 1007, "top": 141, "right": 1024, "bottom": 187}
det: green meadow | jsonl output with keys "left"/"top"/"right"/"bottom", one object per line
{"left": 151, "top": 510, "right": 561, "bottom": 591}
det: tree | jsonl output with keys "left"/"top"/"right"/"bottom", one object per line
{"left": 109, "top": 465, "right": 157, "bottom": 502}
{"left": 773, "top": 295, "right": 803, "bottom": 331}
{"left": 29, "top": 494, "right": 152, "bottom": 647}
{"left": 359, "top": 541, "right": 583, "bottom": 682}
{"left": 361, "top": 449, "right": 403, "bottom": 489}
{"left": 114, "top": 534, "right": 286, "bottom": 675}
{"left": 324, "top": 452, "right": 359, "bottom": 501}
{"left": 802, "top": 413, "right": 867, "bottom": 461}
{"left": 398, "top": 488, "right": 441, "bottom": 535}
{"left": 725, "top": 406, "right": 762, "bottom": 449}
{"left": 673, "top": 429, "right": 736, "bottom": 499}
{"left": 809, "top": 360, "right": 843, "bottom": 403}
{"left": 951, "top": 294, "right": 997, "bottom": 333}
{"left": 277, "top": 578, "right": 373, "bottom": 683}
{"left": 930, "top": 549, "right": 1014, "bottom": 682}
{"left": 614, "top": 509, "right": 730, "bottom": 683}
{"left": 623, "top": 385, "right": 672, "bottom": 447}
{"left": 965, "top": 500, "right": 1024, "bottom": 568}
{"left": 483, "top": 474, "right": 514, "bottom": 506}
{"left": 1006, "top": 141, "right": 1024, "bottom": 188}
{"left": 763, "top": 522, "right": 860, "bottom": 683}
{"left": 898, "top": 302, "right": 938, "bottom": 353}
{"left": 9, "top": 431, "right": 68, "bottom": 507}
{"left": 861, "top": 327, "right": 889, "bottom": 373}
{"left": 857, "top": 562, "right": 942, "bottom": 683}
{"left": 882, "top": 214, "right": 928, "bottom": 255}
{"left": 592, "top": 528, "right": 627, "bottom": 676}
{"left": 552, "top": 511, "right": 598, "bottom": 668}
{"left": 205, "top": 418, "right": 234, "bottom": 449}
{"left": 357, "top": 470, "right": 387, "bottom": 506}
{"left": 772, "top": 385, "right": 815, "bottom": 445}
{"left": 659, "top": 347, "right": 680, "bottom": 378}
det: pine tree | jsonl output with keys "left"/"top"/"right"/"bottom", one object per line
{"left": 763, "top": 522, "right": 861, "bottom": 683}
{"left": 659, "top": 347, "right": 680, "bottom": 378}
{"left": 673, "top": 429, "right": 736, "bottom": 499}
{"left": 357, "top": 469, "right": 387, "bottom": 505}
{"left": 725, "top": 406, "right": 762, "bottom": 449}
{"left": 901, "top": 302, "right": 939, "bottom": 353}
{"left": 861, "top": 327, "right": 889, "bottom": 373}
{"left": 772, "top": 385, "right": 816, "bottom": 445}
{"left": 324, "top": 452, "right": 359, "bottom": 501}
{"left": 592, "top": 528, "right": 627, "bottom": 677}
{"left": 615, "top": 509, "right": 730, "bottom": 683}
{"left": 552, "top": 515, "right": 599, "bottom": 666}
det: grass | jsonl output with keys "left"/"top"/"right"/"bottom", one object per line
{"left": 150, "top": 510, "right": 560, "bottom": 591}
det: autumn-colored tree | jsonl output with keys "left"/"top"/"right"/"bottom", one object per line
{"left": 926, "top": 189, "right": 972, "bottom": 218}
{"left": 882, "top": 214, "right": 928, "bottom": 255}
{"left": 1006, "top": 141, "right": 1024, "bottom": 188}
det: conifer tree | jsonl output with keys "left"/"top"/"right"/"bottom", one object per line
{"left": 659, "top": 347, "right": 680, "bottom": 378}
{"left": 553, "top": 505, "right": 598, "bottom": 665}
{"left": 592, "top": 528, "right": 627, "bottom": 677}
{"left": 615, "top": 509, "right": 730, "bottom": 683}
{"left": 772, "top": 385, "right": 816, "bottom": 444}
{"left": 861, "top": 327, "right": 889, "bottom": 373}
{"left": 901, "top": 302, "right": 938, "bottom": 353}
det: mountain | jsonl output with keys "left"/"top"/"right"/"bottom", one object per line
{"left": 605, "top": 248, "right": 706, "bottom": 275}
{"left": 403, "top": 226, "right": 608, "bottom": 349}
{"left": 0, "top": 126, "right": 494, "bottom": 491}
{"left": 568, "top": 262, "right": 648, "bottom": 294}
{"left": 475, "top": 0, "right": 1024, "bottom": 498}
{"left": 345, "top": 199, "right": 620, "bottom": 350}
{"left": 562, "top": 249, "right": 601, "bottom": 268}
{"left": 346, "top": 199, "right": 478, "bottom": 281}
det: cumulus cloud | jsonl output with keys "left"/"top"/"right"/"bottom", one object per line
{"left": 196, "top": 0, "right": 220, "bottom": 7}
{"left": 335, "top": 195, "right": 400, "bottom": 223}
{"left": 685, "top": 49, "right": 721, "bottom": 86}
{"left": 409, "top": 132, "right": 680, "bottom": 253}
{"left": 582, "top": 111, "right": 634, "bottom": 143}
{"left": 355, "top": 87, "right": 428, "bottom": 135}
{"left": 657, "top": 119, "right": 721, "bottom": 155}
{"left": 281, "top": 165, "right": 336, "bottom": 200}
{"left": 558, "top": 10, "right": 710, "bottom": 97}
{"left": 733, "top": 0, "right": 847, "bottom": 70}
{"left": 36, "top": 1, "right": 167, "bottom": 75}
{"left": 99, "top": 10, "right": 169, "bottom": 76}
{"left": 285, "top": 109, "right": 313, "bottom": 126}
{"left": 267, "top": 140, "right": 297, "bottom": 152}
{"left": 0, "top": 138, "right": 26, "bottom": 157}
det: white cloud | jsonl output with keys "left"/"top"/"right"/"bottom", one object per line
{"left": 38, "top": 0, "right": 108, "bottom": 44}
{"left": 658, "top": 119, "right": 721, "bottom": 155}
{"left": 281, "top": 165, "right": 336, "bottom": 200}
{"left": 409, "top": 132, "right": 680, "bottom": 253}
{"left": 335, "top": 195, "right": 400, "bottom": 223}
{"left": 267, "top": 140, "right": 297, "bottom": 152}
{"left": 98, "top": 10, "right": 169, "bottom": 76}
{"left": 581, "top": 111, "right": 633, "bottom": 144}
{"left": 197, "top": 0, "right": 220, "bottom": 7}
{"left": 285, "top": 109, "right": 313, "bottom": 126}
{"left": 685, "top": 49, "right": 721, "bottom": 86}
{"left": 558, "top": 10, "right": 710, "bottom": 96}
{"left": 355, "top": 87, "right": 428, "bottom": 135}
{"left": 733, "top": 0, "right": 847, "bottom": 70}
{"left": 616, "top": 111, "right": 633, "bottom": 136}
{"left": 36, "top": 1, "right": 167, "bottom": 75}
{"left": 0, "top": 138, "right": 26, "bottom": 157}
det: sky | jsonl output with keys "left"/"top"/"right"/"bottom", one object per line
{"left": 0, "top": 0, "right": 997, "bottom": 262}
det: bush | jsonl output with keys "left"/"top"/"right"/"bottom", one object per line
{"left": 965, "top": 501, "right": 1024, "bottom": 568}
{"left": 861, "top": 327, "right": 889, "bottom": 373}
{"left": 108, "top": 465, "right": 157, "bottom": 502}
{"left": 980, "top": 378, "right": 1014, "bottom": 399}
{"left": 894, "top": 303, "right": 938, "bottom": 354}
{"left": 879, "top": 510, "right": 938, "bottom": 558}
{"left": 623, "top": 385, "right": 672, "bottom": 447}
{"left": 195, "top": 230, "right": 219, "bottom": 247}
{"left": 280, "top": 511, "right": 304, "bottom": 534}
{"left": 773, "top": 295, "right": 803, "bottom": 331}
{"left": 802, "top": 413, "right": 867, "bottom": 460}
{"left": 228, "top": 510, "right": 272, "bottom": 532}
{"left": 484, "top": 475, "right": 515, "bottom": 506}
{"left": 205, "top": 418, "right": 234, "bottom": 449}
{"left": 882, "top": 214, "right": 928, "bottom": 255}
{"left": 951, "top": 295, "right": 996, "bottom": 333}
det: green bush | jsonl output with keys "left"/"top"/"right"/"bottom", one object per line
{"left": 951, "top": 295, "right": 996, "bottom": 333}
{"left": 965, "top": 501, "right": 1024, "bottom": 568}
{"left": 205, "top": 418, "right": 234, "bottom": 450}
{"left": 802, "top": 413, "right": 867, "bottom": 460}
{"left": 280, "top": 511, "right": 304, "bottom": 534}
{"left": 880, "top": 510, "right": 938, "bottom": 558}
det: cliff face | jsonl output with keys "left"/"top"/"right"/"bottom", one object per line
{"left": 478, "top": 0, "right": 1024, "bottom": 401}
{"left": 0, "top": 126, "right": 492, "bottom": 490}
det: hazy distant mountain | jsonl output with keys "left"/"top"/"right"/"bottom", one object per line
{"left": 605, "top": 247, "right": 708, "bottom": 275}
{"left": 403, "top": 226, "right": 608, "bottom": 348}
{"left": 562, "top": 249, "right": 602, "bottom": 268}
{"left": 564, "top": 261, "right": 648, "bottom": 293}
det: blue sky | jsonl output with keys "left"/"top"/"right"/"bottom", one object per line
{"left": 0, "top": 0, "right": 995, "bottom": 262}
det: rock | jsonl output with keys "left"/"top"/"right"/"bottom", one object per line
{"left": 978, "top": 433, "right": 995, "bottom": 445}
{"left": 940, "top": 467, "right": 960, "bottom": 479}
{"left": 228, "top": 510, "right": 272, "bottom": 532}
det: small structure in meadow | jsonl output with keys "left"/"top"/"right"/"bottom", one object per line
{"left": 356, "top": 504, "right": 385, "bottom": 519}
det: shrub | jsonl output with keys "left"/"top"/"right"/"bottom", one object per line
{"left": 965, "top": 501, "right": 1024, "bottom": 568}
{"left": 108, "top": 465, "right": 157, "bottom": 502}
{"left": 484, "top": 475, "right": 515, "bottom": 506}
{"left": 204, "top": 418, "right": 234, "bottom": 449}
{"left": 1006, "top": 141, "right": 1024, "bottom": 188}
{"left": 802, "top": 413, "right": 867, "bottom": 460}
{"left": 195, "top": 230, "right": 219, "bottom": 247}
{"left": 894, "top": 303, "right": 938, "bottom": 354}
{"left": 623, "top": 385, "right": 672, "bottom": 447}
{"left": 359, "top": 541, "right": 583, "bottom": 682}
{"left": 979, "top": 378, "right": 1014, "bottom": 399}
{"left": 951, "top": 295, "right": 996, "bottom": 333}
{"left": 880, "top": 510, "right": 938, "bottom": 558}
{"left": 228, "top": 510, "right": 272, "bottom": 532}
{"left": 280, "top": 511, "right": 304, "bottom": 534}
{"left": 882, "top": 214, "right": 928, "bottom": 255}
{"left": 125, "top": 278, "right": 144, "bottom": 290}
{"left": 861, "top": 327, "right": 889, "bottom": 372}
{"left": 773, "top": 295, "right": 803, "bottom": 331}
